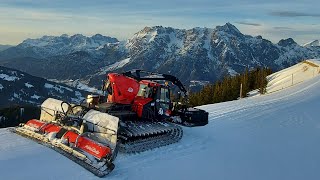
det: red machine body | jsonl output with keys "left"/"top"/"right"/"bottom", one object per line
{"left": 107, "top": 73, "right": 140, "bottom": 104}
{"left": 106, "top": 73, "right": 163, "bottom": 118}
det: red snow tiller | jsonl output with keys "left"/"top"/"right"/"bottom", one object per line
{"left": 14, "top": 70, "right": 208, "bottom": 177}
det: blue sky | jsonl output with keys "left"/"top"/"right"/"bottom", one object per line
{"left": 0, "top": 0, "right": 319, "bottom": 45}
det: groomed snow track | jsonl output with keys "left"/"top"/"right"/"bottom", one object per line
{"left": 119, "top": 121, "right": 183, "bottom": 153}
{"left": 10, "top": 127, "right": 114, "bottom": 178}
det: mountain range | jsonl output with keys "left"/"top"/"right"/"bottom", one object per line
{"left": 0, "top": 23, "right": 319, "bottom": 89}
{"left": 0, "top": 66, "right": 88, "bottom": 108}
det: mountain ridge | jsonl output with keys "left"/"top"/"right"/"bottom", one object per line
{"left": 0, "top": 45, "right": 12, "bottom": 52}
{"left": 0, "top": 23, "right": 319, "bottom": 88}
{"left": 0, "top": 34, "right": 118, "bottom": 60}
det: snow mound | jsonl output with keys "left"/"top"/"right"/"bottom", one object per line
{"left": 266, "top": 59, "right": 320, "bottom": 93}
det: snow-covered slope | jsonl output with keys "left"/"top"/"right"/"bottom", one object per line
{"left": 304, "top": 40, "right": 320, "bottom": 47}
{"left": 99, "top": 58, "right": 131, "bottom": 74}
{"left": 2, "top": 66, "right": 320, "bottom": 179}
{"left": 0, "top": 66, "right": 88, "bottom": 108}
{"left": 266, "top": 59, "right": 320, "bottom": 93}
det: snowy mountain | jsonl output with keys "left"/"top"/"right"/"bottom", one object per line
{"left": 1, "top": 63, "right": 320, "bottom": 179}
{"left": 0, "top": 66, "right": 88, "bottom": 108}
{"left": 0, "top": 23, "right": 319, "bottom": 88}
{"left": 0, "top": 34, "right": 118, "bottom": 59}
{"left": 89, "top": 23, "right": 320, "bottom": 86}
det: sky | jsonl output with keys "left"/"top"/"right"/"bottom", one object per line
{"left": 0, "top": 0, "right": 319, "bottom": 45}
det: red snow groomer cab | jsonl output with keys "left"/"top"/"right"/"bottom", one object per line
{"left": 101, "top": 70, "right": 208, "bottom": 124}
{"left": 90, "top": 70, "right": 209, "bottom": 153}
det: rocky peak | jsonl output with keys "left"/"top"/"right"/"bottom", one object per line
{"left": 277, "top": 38, "right": 297, "bottom": 47}
{"left": 60, "top": 34, "right": 69, "bottom": 38}
{"left": 215, "top": 23, "right": 242, "bottom": 36}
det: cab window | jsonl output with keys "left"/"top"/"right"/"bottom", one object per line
{"left": 105, "top": 80, "right": 112, "bottom": 95}
{"left": 137, "top": 84, "right": 150, "bottom": 98}
{"left": 160, "top": 88, "right": 170, "bottom": 102}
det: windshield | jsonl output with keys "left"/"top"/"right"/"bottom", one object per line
{"left": 137, "top": 84, "right": 150, "bottom": 98}
{"left": 104, "top": 80, "right": 112, "bottom": 95}
{"left": 160, "top": 88, "right": 170, "bottom": 103}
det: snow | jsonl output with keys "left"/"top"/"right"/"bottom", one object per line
{"left": 266, "top": 59, "right": 320, "bottom": 94}
{"left": 13, "top": 93, "right": 20, "bottom": 99}
{"left": 49, "top": 79, "right": 101, "bottom": 94}
{"left": 30, "top": 94, "right": 41, "bottom": 100}
{"left": 72, "top": 91, "right": 85, "bottom": 104}
{"left": 22, "top": 34, "right": 117, "bottom": 52}
{"left": 189, "top": 80, "right": 210, "bottom": 87}
{"left": 72, "top": 80, "right": 97, "bottom": 93}
{"left": 146, "top": 30, "right": 158, "bottom": 43}
{"left": 44, "top": 83, "right": 73, "bottom": 93}
{"left": 303, "top": 40, "right": 320, "bottom": 47}
{"left": 44, "top": 83, "right": 54, "bottom": 89}
{"left": 0, "top": 130, "right": 85, "bottom": 179}
{"left": 2, "top": 65, "right": 320, "bottom": 179}
{"left": 99, "top": 58, "right": 131, "bottom": 74}
{"left": 25, "top": 82, "right": 34, "bottom": 88}
{"left": 167, "top": 31, "right": 184, "bottom": 53}
{"left": 0, "top": 83, "right": 3, "bottom": 90}
{"left": 133, "top": 28, "right": 158, "bottom": 43}
{"left": 0, "top": 73, "right": 20, "bottom": 81}
{"left": 227, "top": 67, "right": 238, "bottom": 76}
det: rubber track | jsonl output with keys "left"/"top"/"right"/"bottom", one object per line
{"left": 119, "top": 122, "right": 183, "bottom": 153}
{"left": 9, "top": 128, "right": 113, "bottom": 178}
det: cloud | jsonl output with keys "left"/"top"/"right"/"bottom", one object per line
{"left": 270, "top": 11, "right": 320, "bottom": 17}
{"left": 0, "top": 7, "right": 73, "bottom": 22}
{"left": 235, "top": 21, "right": 261, "bottom": 26}
{"left": 273, "top": 27, "right": 293, "bottom": 30}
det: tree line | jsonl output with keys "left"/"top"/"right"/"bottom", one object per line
{"left": 0, "top": 106, "right": 40, "bottom": 128}
{"left": 189, "top": 67, "right": 272, "bottom": 106}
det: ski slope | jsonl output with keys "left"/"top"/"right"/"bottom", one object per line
{"left": 266, "top": 59, "right": 320, "bottom": 94}
{"left": 1, "top": 73, "right": 320, "bottom": 179}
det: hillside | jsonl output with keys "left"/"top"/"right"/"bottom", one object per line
{"left": 0, "top": 66, "right": 88, "bottom": 108}
{"left": 1, "top": 65, "right": 320, "bottom": 179}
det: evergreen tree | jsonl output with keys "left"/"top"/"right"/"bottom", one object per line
{"left": 189, "top": 67, "right": 272, "bottom": 107}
